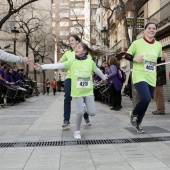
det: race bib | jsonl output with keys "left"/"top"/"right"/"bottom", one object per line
{"left": 77, "top": 77, "right": 90, "bottom": 88}
{"left": 144, "top": 60, "right": 156, "bottom": 73}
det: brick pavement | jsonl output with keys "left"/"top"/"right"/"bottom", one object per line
{"left": 0, "top": 93, "right": 170, "bottom": 170}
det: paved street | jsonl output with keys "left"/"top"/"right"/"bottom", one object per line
{"left": 0, "top": 92, "right": 170, "bottom": 170}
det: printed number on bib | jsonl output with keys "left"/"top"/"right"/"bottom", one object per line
{"left": 144, "top": 61, "right": 156, "bottom": 73}
{"left": 77, "top": 77, "right": 90, "bottom": 88}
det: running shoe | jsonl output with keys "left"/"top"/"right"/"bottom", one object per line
{"left": 130, "top": 111, "right": 137, "bottom": 127}
{"left": 62, "top": 120, "right": 70, "bottom": 128}
{"left": 73, "top": 131, "right": 81, "bottom": 140}
{"left": 85, "top": 118, "right": 91, "bottom": 126}
{"left": 136, "top": 124, "right": 145, "bottom": 133}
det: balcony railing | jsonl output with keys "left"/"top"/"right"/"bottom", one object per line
{"left": 148, "top": 1, "right": 170, "bottom": 29}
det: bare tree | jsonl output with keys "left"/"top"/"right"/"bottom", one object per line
{"left": 15, "top": 9, "right": 46, "bottom": 76}
{"left": 29, "top": 31, "right": 55, "bottom": 94}
{"left": 119, "top": 0, "right": 147, "bottom": 44}
{"left": 0, "top": 0, "right": 38, "bottom": 29}
{"left": 99, "top": 0, "right": 120, "bottom": 47}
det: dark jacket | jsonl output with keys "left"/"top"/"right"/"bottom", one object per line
{"left": 156, "top": 61, "right": 166, "bottom": 86}
{"left": 5, "top": 73, "right": 14, "bottom": 83}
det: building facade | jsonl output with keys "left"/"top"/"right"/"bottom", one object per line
{"left": 51, "top": 0, "right": 91, "bottom": 81}
{"left": 99, "top": 0, "right": 170, "bottom": 99}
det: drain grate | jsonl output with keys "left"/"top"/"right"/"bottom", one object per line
{"left": 1, "top": 136, "right": 170, "bottom": 148}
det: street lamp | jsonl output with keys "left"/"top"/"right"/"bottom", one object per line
{"left": 101, "top": 27, "right": 107, "bottom": 46}
{"left": 11, "top": 27, "right": 20, "bottom": 55}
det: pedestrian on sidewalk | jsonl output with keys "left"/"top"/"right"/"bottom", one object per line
{"left": 106, "top": 57, "right": 123, "bottom": 111}
{"left": 59, "top": 35, "right": 92, "bottom": 127}
{"left": 51, "top": 78, "right": 57, "bottom": 95}
{"left": 125, "top": 22, "right": 166, "bottom": 133}
{"left": 45, "top": 79, "right": 50, "bottom": 95}
{"left": 152, "top": 52, "right": 167, "bottom": 115}
{"left": 33, "top": 42, "right": 106, "bottom": 139}
{"left": 5, "top": 68, "right": 15, "bottom": 105}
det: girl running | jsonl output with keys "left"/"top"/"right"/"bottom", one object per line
{"left": 59, "top": 35, "right": 92, "bottom": 127}
{"left": 125, "top": 22, "right": 166, "bottom": 133}
{"left": 33, "top": 42, "right": 106, "bottom": 139}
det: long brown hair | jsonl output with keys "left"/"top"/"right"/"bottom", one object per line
{"left": 78, "top": 42, "right": 105, "bottom": 60}
{"left": 69, "top": 35, "right": 81, "bottom": 51}
{"left": 109, "top": 56, "right": 118, "bottom": 66}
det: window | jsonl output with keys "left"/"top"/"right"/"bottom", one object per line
{"left": 60, "top": 13, "right": 69, "bottom": 18}
{"left": 70, "top": 9, "right": 84, "bottom": 16}
{"left": 72, "top": 21, "right": 83, "bottom": 26}
{"left": 70, "top": 2, "right": 84, "bottom": 8}
{"left": 60, "top": 22, "right": 69, "bottom": 26}
{"left": 52, "top": 13, "right": 56, "bottom": 18}
{"left": 52, "top": 22, "right": 56, "bottom": 27}
{"left": 92, "top": 9, "right": 97, "bottom": 16}
{"left": 60, "top": 3, "right": 69, "bottom": 8}
{"left": 60, "top": 31, "right": 69, "bottom": 36}
{"left": 70, "top": 27, "right": 83, "bottom": 34}
{"left": 52, "top": 3, "right": 56, "bottom": 8}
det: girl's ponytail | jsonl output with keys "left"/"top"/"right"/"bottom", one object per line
{"left": 79, "top": 42, "right": 105, "bottom": 60}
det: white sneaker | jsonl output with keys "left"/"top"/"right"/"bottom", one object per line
{"left": 73, "top": 131, "right": 81, "bottom": 140}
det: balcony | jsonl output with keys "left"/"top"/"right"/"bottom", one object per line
{"left": 148, "top": 1, "right": 170, "bottom": 36}
{"left": 116, "top": 0, "right": 149, "bottom": 20}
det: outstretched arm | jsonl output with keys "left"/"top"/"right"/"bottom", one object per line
{"left": 34, "top": 63, "right": 65, "bottom": 71}
{"left": 0, "top": 49, "right": 32, "bottom": 64}
{"left": 95, "top": 68, "right": 107, "bottom": 81}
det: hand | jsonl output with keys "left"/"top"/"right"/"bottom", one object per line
{"left": 133, "top": 56, "right": 144, "bottom": 63}
{"left": 5, "top": 81, "right": 9, "bottom": 84}
{"left": 162, "top": 51, "right": 167, "bottom": 61}
{"left": 105, "top": 74, "right": 108, "bottom": 79}
{"left": 103, "top": 79, "right": 108, "bottom": 84}
{"left": 26, "top": 57, "right": 34, "bottom": 65}
{"left": 33, "top": 63, "right": 41, "bottom": 71}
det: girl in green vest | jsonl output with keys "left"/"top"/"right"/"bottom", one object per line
{"left": 33, "top": 42, "right": 106, "bottom": 139}
{"left": 60, "top": 35, "right": 92, "bottom": 128}
{"left": 125, "top": 22, "right": 166, "bottom": 133}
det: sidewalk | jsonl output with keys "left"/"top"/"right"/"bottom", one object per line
{"left": 0, "top": 93, "right": 170, "bottom": 170}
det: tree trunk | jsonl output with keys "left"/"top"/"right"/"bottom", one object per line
{"left": 119, "top": 0, "right": 139, "bottom": 108}
{"left": 119, "top": 0, "right": 131, "bottom": 47}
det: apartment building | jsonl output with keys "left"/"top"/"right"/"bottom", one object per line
{"left": 52, "top": 0, "right": 91, "bottom": 80}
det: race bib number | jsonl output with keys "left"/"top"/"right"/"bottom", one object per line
{"left": 77, "top": 77, "right": 90, "bottom": 88}
{"left": 144, "top": 61, "right": 156, "bottom": 73}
